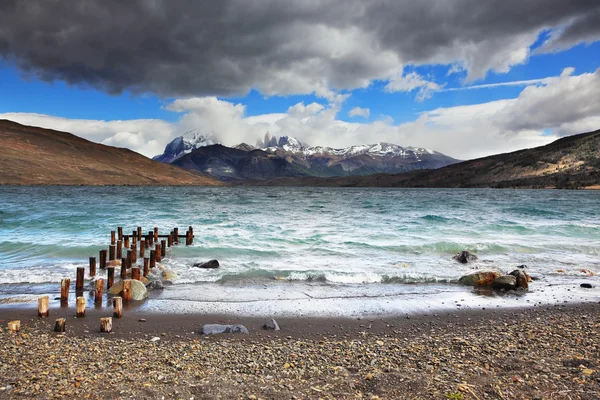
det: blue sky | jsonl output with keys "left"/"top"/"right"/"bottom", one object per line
{"left": 0, "top": 1, "right": 599, "bottom": 159}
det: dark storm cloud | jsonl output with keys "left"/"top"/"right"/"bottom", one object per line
{"left": 0, "top": 0, "right": 598, "bottom": 97}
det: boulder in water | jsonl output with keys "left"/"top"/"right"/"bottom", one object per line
{"left": 453, "top": 251, "right": 478, "bottom": 264}
{"left": 193, "top": 259, "right": 220, "bottom": 269}
{"left": 509, "top": 270, "right": 529, "bottom": 289}
{"left": 458, "top": 271, "right": 501, "bottom": 287}
{"left": 262, "top": 318, "right": 280, "bottom": 331}
{"left": 492, "top": 275, "right": 517, "bottom": 290}
{"left": 107, "top": 279, "right": 148, "bottom": 300}
{"left": 148, "top": 280, "right": 165, "bottom": 290}
{"left": 580, "top": 283, "right": 593, "bottom": 289}
{"left": 200, "top": 324, "right": 249, "bottom": 335}
{"left": 162, "top": 269, "right": 178, "bottom": 280}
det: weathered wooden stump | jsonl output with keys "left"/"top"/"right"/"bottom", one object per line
{"left": 60, "top": 278, "right": 70, "bottom": 307}
{"left": 122, "top": 280, "right": 132, "bottom": 302}
{"left": 155, "top": 243, "right": 162, "bottom": 262}
{"left": 116, "top": 240, "right": 122, "bottom": 259}
{"left": 100, "top": 317, "right": 112, "bottom": 333}
{"left": 131, "top": 267, "right": 141, "bottom": 281}
{"left": 139, "top": 240, "right": 146, "bottom": 258}
{"left": 95, "top": 279, "right": 104, "bottom": 303}
{"left": 131, "top": 244, "right": 137, "bottom": 263}
{"left": 107, "top": 266, "right": 115, "bottom": 289}
{"left": 8, "top": 320, "right": 20, "bottom": 332}
{"left": 120, "top": 258, "right": 127, "bottom": 279}
{"left": 54, "top": 318, "right": 66, "bottom": 333}
{"left": 173, "top": 227, "right": 179, "bottom": 243}
{"left": 150, "top": 250, "right": 156, "bottom": 269}
{"left": 89, "top": 257, "right": 96, "bottom": 277}
{"left": 38, "top": 296, "right": 49, "bottom": 317}
{"left": 154, "top": 227, "right": 159, "bottom": 242}
{"left": 124, "top": 235, "right": 130, "bottom": 249}
{"left": 126, "top": 250, "right": 133, "bottom": 269}
{"left": 99, "top": 249, "right": 107, "bottom": 269}
{"left": 109, "top": 244, "right": 116, "bottom": 261}
{"left": 143, "top": 258, "right": 149, "bottom": 277}
{"left": 111, "top": 230, "right": 116, "bottom": 245}
{"left": 113, "top": 297, "right": 123, "bottom": 318}
{"left": 76, "top": 296, "right": 86, "bottom": 317}
{"left": 76, "top": 267, "right": 85, "bottom": 293}
{"left": 167, "top": 233, "right": 173, "bottom": 247}
{"left": 117, "top": 226, "right": 123, "bottom": 241}
{"left": 160, "top": 240, "right": 166, "bottom": 257}
{"left": 137, "top": 226, "right": 142, "bottom": 241}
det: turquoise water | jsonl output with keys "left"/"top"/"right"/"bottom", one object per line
{"left": 0, "top": 186, "right": 599, "bottom": 315}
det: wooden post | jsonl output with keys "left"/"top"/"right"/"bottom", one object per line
{"left": 76, "top": 296, "right": 86, "bottom": 317}
{"left": 155, "top": 243, "right": 162, "bottom": 262}
{"left": 109, "top": 245, "right": 116, "bottom": 261}
{"left": 160, "top": 240, "right": 166, "bottom": 257}
{"left": 120, "top": 258, "right": 127, "bottom": 279}
{"left": 147, "top": 232, "right": 153, "bottom": 246}
{"left": 124, "top": 235, "right": 130, "bottom": 249}
{"left": 89, "top": 257, "right": 96, "bottom": 277}
{"left": 38, "top": 296, "right": 49, "bottom": 317}
{"left": 54, "top": 318, "right": 66, "bottom": 333}
{"left": 131, "top": 245, "right": 137, "bottom": 263}
{"left": 100, "top": 317, "right": 112, "bottom": 333}
{"left": 116, "top": 240, "right": 122, "bottom": 259}
{"left": 107, "top": 266, "right": 115, "bottom": 289}
{"left": 167, "top": 233, "right": 173, "bottom": 247}
{"left": 117, "top": 226, "right": 123, "bottom": 241}
{"left": 76, "top": 267, "right": 85, "bottom": 294}
{"left": 140, "top": 240, "right": 145, "bottom": 258}
{"left": 143, "top": 258, "right": 149, "bottom": 277}
{"left": 111, "top": 230, "right": 116, "bottom": 245}
{"left": 113, "top": 297, "right": 123, "bottom": 318}
{"left": 122, "top": 280, "right": 132, "bottom": 302}
{"left": 150, "top": 250, "right": 156, "bottom": 269}
{"left": 60, "top": 278, "right": 70, "bottom": 307}
{"left": 8, "top": 320, "right": 20, "bottom": 332}
{"left": 132, "top": 235, "right": 137, "bottom": 247}
{"left": 186, "top": 230, "right": 191, "bottom": 246}
{"left": 189, "top": 226, "right": 194, "bottom": 244}
{"left": 137, "top": 226, "right": 142, "bottom": 241}
{"left": 126, "top": 250, "right": 133, "bottom": 269}
{"left": 95, "top": 279, "right": 104, "bottom": 303}
{"left": 99, "top": 249, "right": 107, "bottom": 269}
{"left": 154, "top": 227, "right": 158, "bottom": 242}
{"left": 131, "top": 267, "right": 140, "bottom": 281}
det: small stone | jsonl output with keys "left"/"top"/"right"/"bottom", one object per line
{"left": 150, "top": 337, "right": 160, "bottom": 342}
{"left": 262, "top": 318, "right": 280, "bottom": 331}
{"left": 452, "top": 251, "right": 478, "bottom": 263}
{"left": 193, "top": 259, "right": 220, "bottom": 269}
{"left": 580, "top": 283, "right": 593, "bottom": 289}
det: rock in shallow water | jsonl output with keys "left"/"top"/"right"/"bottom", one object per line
{"left": 263, "top": 318, "right": 280, "bottom": 331}
{"left": 162, "top": 269, "right": 178, "bottom": 280}
{"left": 492, "top": 275, "right": 517, "bottom": 290}
{"left": 453, "top": 251, "right": 478, "bottom": 264}
{"left": 148, "top": 280, "right": 165, "bottom": 290}
{"left": 580, "top": 283, "right": 593, "bottom": 289}
{"left": 107, "top": 279, "right": 148, "bottom": 300}
{"left": 200, "top": 324, "right": 249, "bottom": 335}
{"left": 458, "top": 271, "right": 501, "bottom": 287}
{"left": 193, "top": 259, "right": 220, "bottom": 269}
{"left": 509, "top": 269, "right": 529, "bottom": 289}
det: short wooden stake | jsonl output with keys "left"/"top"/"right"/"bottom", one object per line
{"left": 155, "top": 243, "right": 162, "bottom": 262}
{"left": 8, "top": 320, "right": 20, "bottom": 332}
{"left": 95, "top": 279, "right": 104, "bottom": 303}
{"left": 76, "top": 267, "right": 85, "bottom": 293}
{"left": 122, "top": 280, "right": 132, "bottom": 302}
{"left": 60, "top": 278, "right": 70, "bottom": 307}
{"left": 154, "top": 227, "right": 159, "bottom": 242}
{"left": 132, "top": 235, "right": 137, "bottom": 247}
{"left": 186, "top": 230, "right": 191, "bottom": 246}
{"left": 150, "top": 250, "right": 156, "bottom": 269}
{"left": 137, "top": 226, "right": 142, "bottom": 240}
{"left": 126, "top": 250, "right": 133, "bottom": 269}
{"left": 140, "top": 240, "right": 145, "bottom": 258}
{"left": 107, "top": 266, "right": 115, "bottom": 289}
{"left": 131, "top": 267, "right": 141, "bottom": 281}
{"left": 173, "top": 227, "right": 179, "bottom": 243}
{"left": 89, "top": 257, "right": 96, "bottom": 277}
{"left": 160, "top": 240, "right": 166, "bottom": 257}
{"left": 143, "top": 258, "right": 149, "bottom": 277}
{"left": 116, "top": 240, "right": 122, "bottom": 259}
{"left": 109, "top": 245, "right": 116, "bottom": 261}
{"left": 124, "top": 235, "right": 130, "bottom": 249}
{"left": 113, "top": 297, "right": 123, "bottom": 318}
{"left": 100, "top": 317, "right": 112, "bottom": 333}
{"left": 54, "top": 318, "right": 66, "bottom": 333}
{"left": 147, "top": 232, "right": 153, "bottom": 246}
{"left": 99, "top": 249, "right": 107, "bottom": 269}
{"left": 117, "top": 226, "right": 123, "bottom": 241}
{"left": 167, "top": 233, "right": 173, "bottom": 247}
{"left": 120, "top": 258, "right": 127, "bottom": 279}
{"left": 38, "top": 296, "right": 49, "bottom": 317}
{"left": 131, "top": 246, "right": 137, "bottom": 263}
{"left": 111, "top": 230, "right": 116, "bottom": 245}
{"left": 76, "top": 296, "right": 86, "bottom": 317}
{"left": 189, "top": 226, "right": 194, "bottom": 243}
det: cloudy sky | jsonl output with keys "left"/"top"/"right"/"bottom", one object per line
{"left": 0, "top": 0, "right": 599, "bottom": 159}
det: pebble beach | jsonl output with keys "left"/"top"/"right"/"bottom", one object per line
{"left": 1, "top": 303, "right": 599, "bottom": 399}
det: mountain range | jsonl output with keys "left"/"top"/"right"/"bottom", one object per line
{"left": 154, "top": 132, "right": 460, "bottom": 181}
{"left": 0, "top": 120, "right": 221, "bottom": 186}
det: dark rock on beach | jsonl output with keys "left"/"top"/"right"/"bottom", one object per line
{"left": 458, "top": 271, "right": 501, "bottom": 286}
{"left": 509, "top": 270, "right": 529, "bottom": 290}
{"left": 193, "top": 259, "right": 220, "bottom": 269}
{"left": 492, "top": 275, "right": 517, "bottom": 290}
{"left": 200, "top": 324, "right": 249, "bottom": 335}
{"left": 263, "top": 318, "right": 280, "bottom": 331}
{"left": 580, "top": 283, "right": 593, "bottom": 289}
{"left": 148, "top": 280, "right": 165, "bottom": 290}
{"left": 453, "top": 251, "right": 478, "bottom": 263}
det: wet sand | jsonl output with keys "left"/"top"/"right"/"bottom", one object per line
{"left": 1, "top": 302, "right": 599, "bottom": 399}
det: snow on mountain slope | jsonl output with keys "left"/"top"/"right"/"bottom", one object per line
{"left": 153, "top": 129, "right": 218, "bottom": 163}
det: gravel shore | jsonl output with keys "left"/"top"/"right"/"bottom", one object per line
{"left": 1, "top": 303, "right": 599, "bottom": 399}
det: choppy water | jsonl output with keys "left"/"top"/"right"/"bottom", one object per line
{"left": 0, "top": 186, "right": 599, "bottom": 316}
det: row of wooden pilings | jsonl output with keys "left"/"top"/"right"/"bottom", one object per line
{"left": 7, "top": 226, "right": 194, "bottom": 334}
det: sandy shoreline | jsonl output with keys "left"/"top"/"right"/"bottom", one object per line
{"left": 1, "top": 302, "right": 599, "bottom": 399}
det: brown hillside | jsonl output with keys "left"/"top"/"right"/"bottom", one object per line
{"left": 0, "top": 120, "right": 222, "bottom": 186}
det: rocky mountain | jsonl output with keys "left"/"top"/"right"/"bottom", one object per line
{"left": 158, "top": 131, "right": 459, "bottom": 181}
{"left": 172, "top": 145, "right": 311, "bottom": 181}
{"left": 0, "top": 120, "right": 222, "bottom": 186}
{"left": 153, "top": 129, "right": 218, "bottom": 163}
{"left": 246, "top": 129, "right": 600, "bottom": 189}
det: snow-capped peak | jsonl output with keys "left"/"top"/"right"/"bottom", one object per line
{"left": 153, "top": 129, "right": 219, "bottom": 163}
